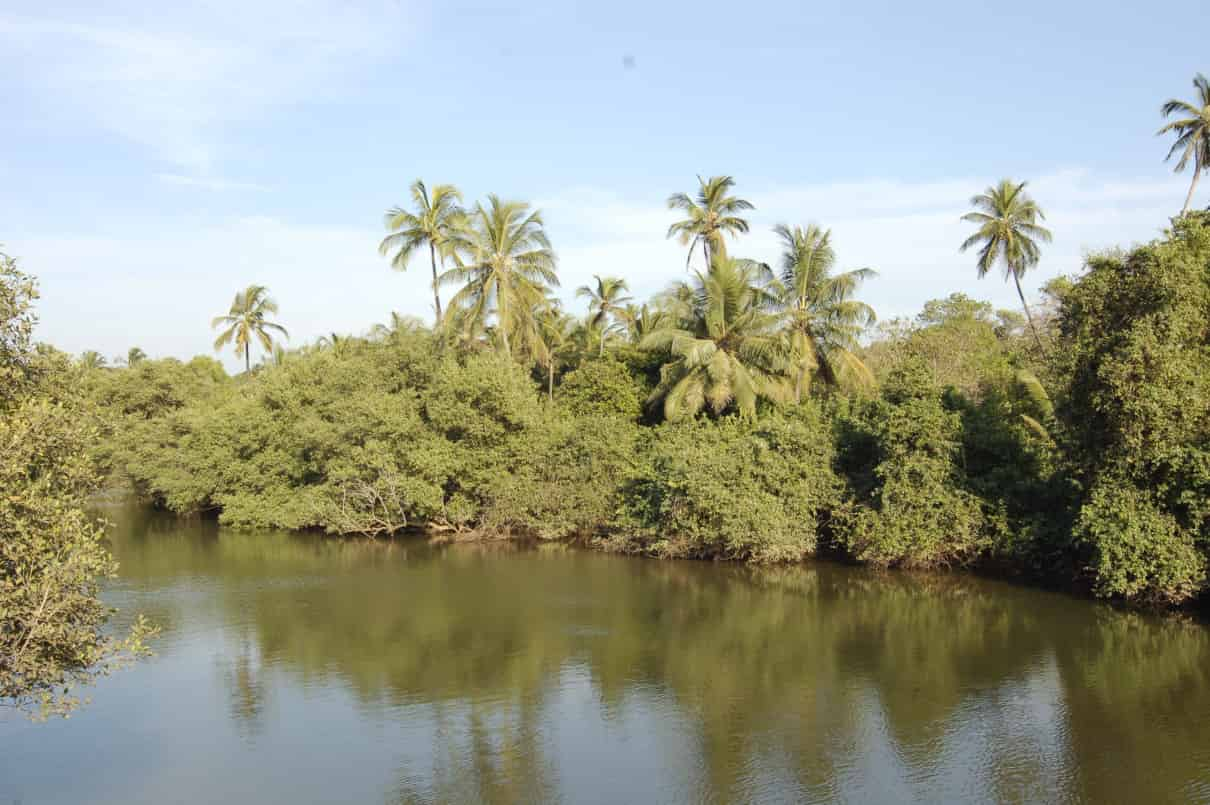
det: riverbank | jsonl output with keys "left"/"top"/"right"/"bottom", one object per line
{"left": 77, "top": 213, "right": 1210, "bottom": 610}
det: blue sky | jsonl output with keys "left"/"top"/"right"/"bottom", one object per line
{"left": 2, "top": 0, "right": 1207, "bottom": 368}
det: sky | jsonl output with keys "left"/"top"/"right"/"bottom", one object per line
{"left": 2, "top": 0, "right": 1208, "bottom": 369}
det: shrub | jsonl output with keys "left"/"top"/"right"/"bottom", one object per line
{"left": 1076, "top": 482, "right": 1205, "bottom": 605}
{"left": 556, "top": 359, "right": 643, "bottom": 420}
{"left": 616, "top": 405, "right": 841, "bottom": 562}
{"left": 839, "top": 360, "right": 984, "bottom": 568}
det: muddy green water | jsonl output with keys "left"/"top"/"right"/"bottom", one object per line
{"left": 3, "top": 505, "right": 1210, "bottom": 804}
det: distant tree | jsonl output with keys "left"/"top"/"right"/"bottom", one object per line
{"left": 380, "top": 180, "right": 464, "bottom": 324}
{"left": 960, "top": 179, "right": 1053, "bottom": 350}
{"left": 534, "top": 298, "right": 575, "bottom": 400}
{"left": 576, "top": 275, "right": 633, "bottom": 357}
{"left": 666, "top": 175, "right": 754, "bottom": 271}
{"left": 1158, "top": 73, "right": 1210, "bottom": 214}
{"left": 211, "top": 285, "right": 289, "bottom": 372}
{"left": 369, "top": 311, "right": 427, "bottom": 344}
{"left": 78, "top": 350, "right": 107, "bottom": 370}
{"left": 441, "top": 196, "right": 559, "bottom": 359}
{"left": 126, "top": 347, "right": 147, "bottom": 367}
{"left": 772, "top": 223, "right": 877, "bottom": 401}
{"left": 623, "top": 302, "right": 672, "bottom": 344}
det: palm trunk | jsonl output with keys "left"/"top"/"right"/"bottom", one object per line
{"left": 1015, "top": 274, "right": 1046, "bottom": 353}
{"left": 701, "top": 237, "right": 711, "bottom": 272}
{"left": 245, "top": 343, "right": 250, "bottom": 373}
{"left": 548, "top": 362, "right": 554, "bottom": 401}
{"left": 1182, "top": 167, "right": 1201, "bottom": 214}
{"left": 794, "top": 368, "right": 804, "bottom": 404}
{"left": 598, "top": 329, "right": 605, "bottom": 358}
{"left": 497, "top": 277, "right": 511, "bottom": 358}
{"left": 429, "top": 242, "right": 443, "bottom": 324}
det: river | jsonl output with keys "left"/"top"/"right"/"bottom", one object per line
{"left": 3, "top": 505, "right": 1209, "bottom": 804}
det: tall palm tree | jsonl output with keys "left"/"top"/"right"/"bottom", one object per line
{"left": 125, "top": 347, "right": 147, "bottom": 367}
{"left": 1158, "top": 73, "right": 1210, "bottom": 214}
{"left": 666, "top": 175, "right": 754, "bottom": 271}
{"left": 959, "top": 180, "right": 1053, "bottom": 350}
{"left": 641, "top": 256, "right": 791, "bottom": 421}
{"left": 211, "top": 284, "right": 289, "bottom": 372}
{"left": 773, "top": 224, "right": 877, "bottom": 401}
{"left": 576, "top": 275, "right": 633, "bottom": 357}
{"left": 440, "top": 195, "right": 559, "bottom": 359}
{"left": 380, "top": 180, "right": 464, "bottom": 323}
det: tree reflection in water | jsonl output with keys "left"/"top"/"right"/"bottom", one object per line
{"left": 98, "top": 507, "right": 1210, "bottom": 804}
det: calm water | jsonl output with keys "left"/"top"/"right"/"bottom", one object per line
{"left": 3, "top": 506, "right": 1210, "bottom": 804}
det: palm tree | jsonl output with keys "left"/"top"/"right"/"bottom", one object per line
{"left": 380, "top": 180, "right": 464, "bottom": 323}
{"left": 623, "top": 303, "right": 672, "bottom": 344}
{"left": 773, "top": 224, "right": 877, "bottom": 401}
{"left": 1158, "top": 73, "right": 1210, "bottom": 214}
{"left": 316, "top": 332, "right": 358, "bottom": 356}
{"left": 440, "top": 195, "right": 559, "bottom": 359}
{"left": 641, "top": 256, "right": 791, "bottom": 421}
{"left": 78, "top": 350, "right": 107, "bottom": 370}
{"left": 576, "top": 275, "right": 633, "bottom": 357}
{"left": 369, "top": 311, "right": 427, "bottom": 343}
{"left": 959, "top": 180, "right": 1053, "bottom": 350}
{"left": 126, "top": 347, "right": 147, "bottom": 367}
{"left": 534, "top": 298, "right": 575, "bottom": 400}
{"left": 211, "top": 284, "right": 289, "bottom": 372}
{"left": 666, "top": 175, "right": 754, "bottom": 271}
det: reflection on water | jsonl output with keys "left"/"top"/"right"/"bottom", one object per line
{"left": 3, "top": 504, "right": 1210, "bottom": 804}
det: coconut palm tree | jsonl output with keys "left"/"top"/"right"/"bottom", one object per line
{"left": 211, "top": 284, "right": 289, "bottom": 372}
{"left": 623, "top": 303, "right": 672, "bottom": 344}
{"left": 773, "top": 224, "right": 877, "bottom": 401}
{"left": 533, "top": 298, "right": 575, "bottom": 400}
{"left": 666, "top": 175, "right": 754, "bottom": 271}
{"left": 369, "top": 311, "right": 427, "bottom": 343}
{"left": 78, "top": 350, "right": 107, "bottom": 370}
{"left": 380, "top": 180, "right": 464, "bottom": 323}
{"left": 959, "top": 180, "right": 1053, "bottom": 350}
{"left": 576, "top": 275, "right": 633, "bottom": 357}
{"left": 440, "top": 195, "right": 559, "bottom": 359}
{"left": 1158, "top": 73, "right": 1210, "bottom": 214}
{"left": 641, "top": 256, "right": 791, "bottom": 421}
{"left": 125, "top": 347, "right": 147, "bottom": 367}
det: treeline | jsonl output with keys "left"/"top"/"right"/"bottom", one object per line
{"left": 81, "top": 211, "right": 1210, "bottom": 608}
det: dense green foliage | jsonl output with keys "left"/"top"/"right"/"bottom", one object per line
{"left": 63, "top": 210, "right": 1210, "bottom": 611}
{"left": 838, "top": 361, "right": 985, "bottom": 567}
{"left": 1058, "top": 213, "right": 1210, "bottom": 604}
{"left": 0, "top": 253, "right": 151, "bottom": 718}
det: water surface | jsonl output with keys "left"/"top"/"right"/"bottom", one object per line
{"left": 3, "top": 506, "right": 1210, "bottom": 804}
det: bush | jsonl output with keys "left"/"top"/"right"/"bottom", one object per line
{"left": 1076, "top": 482, "right": 1205, "bottom": 605}
{"left": 615, "top": 405, "right": 841, "bottom": 562}
{"left": 839, "top": 360, "right": 984, "bottom": 568}
{"left": 556, "top": 359, "right": 643, "bottom": 420}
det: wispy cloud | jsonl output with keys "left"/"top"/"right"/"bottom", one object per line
{"left": 0, "top": 1, "right": 415, "bottom": 170}
{"left": 155, "top": 173, "right": 269, "bottom": 192}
